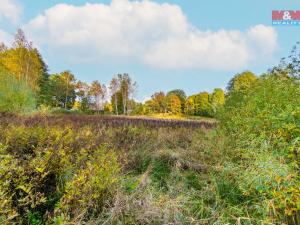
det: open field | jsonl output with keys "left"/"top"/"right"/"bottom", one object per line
{"left": 134, "top": 114, "right": 217, "bottom": 123}
{"left": 0, "top": 114, "right": 224, "bottom": 224}
{"left": 0, "top": 114, "right": 216, "bottom": 129}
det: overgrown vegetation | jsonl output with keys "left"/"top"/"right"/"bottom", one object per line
{"left": 0, "top": 28, "right": 299, "bottom": 224}
{"left": 0, "top": 68, "right": 36, "bottom": 113}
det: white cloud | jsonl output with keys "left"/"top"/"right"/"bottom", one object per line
{"left": 0, "top": 0, "right": 21, "bottom": 24}
{"left": 0, "top": 29, "right": 13, "bottom": 44}
{"left": 24, "top": 0, "right": 277, "bottom": 70}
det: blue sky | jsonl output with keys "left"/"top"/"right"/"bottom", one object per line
{"left": 0, "top": 0, "right": 299, "bottom": 101}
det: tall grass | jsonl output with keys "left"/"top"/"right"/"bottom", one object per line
{"left": 0, "top": 68, "right": 36, "bottom": 113}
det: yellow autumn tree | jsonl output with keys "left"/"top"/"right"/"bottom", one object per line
{"left": 0, "top": 29, "right": 47, "bottom": 93}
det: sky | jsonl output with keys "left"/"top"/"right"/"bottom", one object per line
{"left": 0, "top": 0, "right": 299, "bottom": 101}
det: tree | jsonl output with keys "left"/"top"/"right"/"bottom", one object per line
{"left": 131, "top": 102, "right": 145, "bottom": 115}
{"left": 150, "top": 91, "right": 166, "bottom": 113}
{"left": 227, "top": 71, "right": 257, "bottom": 93}
{"left": 90, "top": 81, "right": 106, "bottom": 112}
{"left": 111, "top": 91, "right": 123, "bottom": 115}
{"left": 110, "top": 74, "right": 137, "bottom": 115}
{"left": 61, "top": 71, "right": 76, "bottom": 109}
{"left": 194, "top": 92, "right": 212, "bottom": 116}
{"left": 165, "top": 94, "right": 181, "bottom": 115}
{"left": 103, "top": 102, "right": 113, "bottom": 114}
{"left": 167, "top": 89, "right": 186, "bottom": 112}
{"left": 117, "top": 74, "right": 137, "bottom": 115}
{"left": 76, "top": 81, "right": 91, "bottom": 111}
{"left": 0, "top": 29, "right": 48, "bottom": 93}
{"left": 49, "top": 71, "right": 76, "bottom": 109}
{"left": 109, "top": 77, "right": 120, "bottom": 115}
{"left": 185, "top": 95, "right": 196, "bottom": 115}
{"left": 211, "top": 88, "right": 225, "bottom": 113}
{"left": 271, "top": 42, "right": 300, "bottom": 79}
{"left": 101, "top": 84, "right": 107, "bottom": 110}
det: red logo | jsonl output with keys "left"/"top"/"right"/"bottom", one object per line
{"left": 272, "top": 10, "right": 300, "bottom": 20}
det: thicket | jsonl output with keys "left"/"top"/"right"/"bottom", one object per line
{"left": 218, "top": 73, "right": 300, "bottom": 224}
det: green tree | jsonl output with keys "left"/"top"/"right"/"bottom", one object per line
{"left": 49, "top": 71, "right": 76, "bottom": 109}
{"left": 211, "top": 88, "right": 225, "bottom": 114}
{"left": 194, "top": 92, "right": 212, "bottom": 116}
{"left": 109, "top": 77, "right": 120, "bottom": 115}
{"left": 227, "top": 71, "right": 257, "bottom": 93}
{"left": 111, "top": 91, "right": 123, "bottom": 115}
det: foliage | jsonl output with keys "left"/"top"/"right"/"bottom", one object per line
{"left": 146, "top": 91, "right": 167, "bottom": 113}
{"left": 194, "top": 92, "right": 212, "bottom": 117}
{"left": 0, "top": 122, "right": 120, "bottom": 224}
{"left": 48, "top": 71, "right": 76, "bottom": 109}
{"left": 227, "top": 70, "right": 257, "bottom": 93}
{"left": 0, "top": 115, "right": 219, "bottom": 224}
{"left": 0, "top": 29, "right": 48, "bottom": 93}
{"left": 211, "top": 88, "right": 225, "bottom": 113}
{"left": 55, "top": 148, "right": 119, "bottom": 222}
{"left": 89, "top": 80, "right": 107, "bottom": 111}
{"left": 110, "top": 74, "right": 137, "bottom": 115}
{"left": 165, "top": 94, "right": 181, "bottom": 115}
{"left": 167, "top": 89, "right": 187, "bottom": 103}
{"left": 219, "top": 73, "right": 300, "bottom": 223}
{"left": 271, "top": 41, "right": 300, "bottom": 79}
{"left": 111, "top": 91, "right": 124, "bottom": 115}
{"left": 0, "top": 67, "right": 36, "bottom": 113}
{"left": 167, "top": 89, "right": 186, "bottom": 112}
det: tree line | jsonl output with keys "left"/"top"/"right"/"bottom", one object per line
{"left": 0, "top": 29, "right": 258, "bottom": 117}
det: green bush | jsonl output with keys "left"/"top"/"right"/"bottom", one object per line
{"left": 218, "top": 73, "right": 300, "bottom": 223}
{"left": 0, "top": 125, "right": 120, "bottom": 224}
{"left": 0, "top": 68, "right": 36, "bottom": 113}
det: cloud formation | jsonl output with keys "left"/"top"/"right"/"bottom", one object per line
{"left": 0, "top": 0, "right": 21, "bottom": 24}
{"left": 25, "top": 0, "right": 277, "bottom": 70}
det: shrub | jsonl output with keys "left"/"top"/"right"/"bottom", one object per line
{"left": 0, "top": 68, "right": 36, "bottom": 113}
{"left": 54, "top": 148, "right": 120, "bottom": 222}
{"left": 218, "top": 73, "right": 300, "bottom": 223}
{"left": 0, "top": 124, "right": 120, "bottom": 224}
